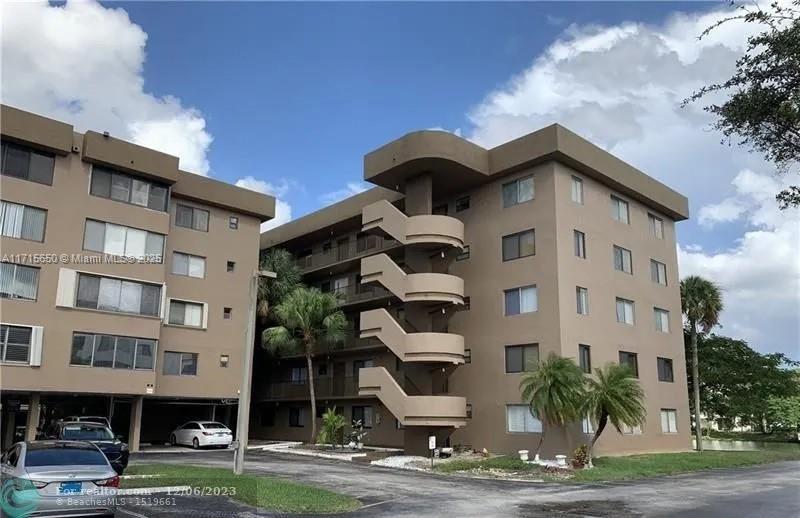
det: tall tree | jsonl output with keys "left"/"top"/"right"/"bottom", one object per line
{"left": 519, "top": 354, "right": 585, "bottom": 458}
{"left": 582, "top": 364, "right": 647, "bottom": 466}
{"left": 262, "top": 287, "right": 347, "bottom": 442}
{"left": 686, "top": 334, "right": 799, "bottom": 430}
{"left": 680, "top": 276, "right": 724, "bottom": 450}
{"left": 257, "top": 248, "right": 302, "bottom": 324}
{"left": 685, "top": 1, "right": 800, "bottom": 208}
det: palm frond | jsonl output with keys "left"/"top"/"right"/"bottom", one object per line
{"left": 680, "top": 275, "right": 724, "bottom": 334}
{"left": 583, "top": 363, "right": 646, "bottom": 433}
{"left": 261, "top": 325, "right": 298, "bottom": 355}
{"left": 519, "top": 353, "right": 585, "bottom": 426}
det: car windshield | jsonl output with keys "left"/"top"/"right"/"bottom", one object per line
{"left": 201, "top": 423, "right": 227, "bottom": 430}
{"left": 62, "top": 425, "right": 115, "bottom": 441}
{"left": 26, "top": 446, "right": 108, "bottom": 466}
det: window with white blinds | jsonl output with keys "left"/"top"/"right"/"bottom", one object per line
{"left": 0, "top": 201, "right": 46, "bottom": 242}
{"left": 0, "top": 263, "right": 39, "bottom": 300}
{"left": 661, "top": 409, "right": 678, "bottom": 433}
{"left": 0, "top": 324, "right": 33, "bottom": 363}
{"left": 172, "top": 252, "right": 205, "bottom": 278}
{"left": 506, "top": 404, "right": 542, "bottom": 433}
{"left": 75, "top": 273, "right": 161, "bottom": 317}
{"left": 168, "top": 300, "right": 204, "bottom": 327}
{"left": 83, "top": 219, "right": 164, "bottom": 262}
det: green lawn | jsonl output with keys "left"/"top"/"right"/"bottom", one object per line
{"left": 122, "top": 464, "right": 360, "bottom": 514}
{"left": 434, "top": 448, "right": 800, "bottom": 482}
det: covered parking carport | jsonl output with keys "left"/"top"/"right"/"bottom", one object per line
{"left": 140, "top": 398, "right": 237, "bottom": 445}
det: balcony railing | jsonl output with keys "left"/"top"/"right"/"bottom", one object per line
{"left": 328, "top": 283, "right": 393, "bottom": 306}
{"left": 261, "top": 376, "right": 365, "bottom": 400}
{"left": 295, "top": 237, "right": 400, "bottom": 273}
{"left": 275, "top": 335, "right": 383, "bottom": 359}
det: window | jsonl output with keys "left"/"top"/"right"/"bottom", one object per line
{"left": 168, "top": 300, "right": 204, "bottom": 327}
{"left": 219, "top": 354, "right": 230, "bottom": 368}
{"left": 576, "top": 287, "right": 589, "bottom": 315}
{"left": 464, "top": 349, "right": 471, "bottom": 364}
{"left": 175, "top": 204, "right": 209, "bottom": 232}
{"left": 0, "top": 325, "right": 32, "bottom": 363}
{"left": 172, "top": 252, "right": 206, "bottom": 278}
{"left": 504, "top": 285, "right": 538, "bottom": 316}
{"left": 649, "top": 213, "right": 664, "bottom": 239}
{"left": 506, "top": 404, "right": 542, "bottom": 433}
{"left": 579, "top": 344, "right": 591, "bottom": 374}
{"left": 622, "top": 424, "right": 642, "bottom": 435}
{"left": 0, "top": 201, "right": 46, "bottom": 242}
{"left": 455, "top": 196, "right": 470, "bottom": 212}
{"left": 163, "top": 351, "right": 198, "bottom": 376}
{"left": 1, "top": 141, "right": 54, "bottom": 185}
{"left": 619, "top": 351, "right": 639, "bottom": 377}
{"left": 432, "top": 203, "right": 448, "bottom": 215}
{"left": 290, "top": 366, "right": 308, "bottom": 384}
{"left": 223, "top": 307, "right": 232, "bottom": 319}
{"left": 83, "top": 220, "right": 164, "bottom": 262}
{"left": 356, "top": 232, "right": 377, "bottom": 253}
{"left": 502, "top": 229, "right": 535, "bottom": 261}
{"left": 616, "top": 297, "right": 635, "bottom": 325}
{"left": 657, "top": 357, "right": 674, "bottom": 382}
{"left": 0, "top": 263, "right": 39, "bottom": 300}
{"left": 571, "top": 176, "right": 584, "bottom": 204}
{"left": 289, "top": 407, "right": 304, "bottom": 427}
{"left": 610, "top": 195, "right": 630, "bottom": 224}
{"left": 660, "top": 409, "right": 678, "bottom": 433}
{"left": 650, "top": 259, "right": 667, "bottom": 285}
{"left": 582, "top": 415, "right": 595, "bottom": 434}
{"left": 456, "top": 245, "right": 470, "bottom": 261}
{"left": 226, "top": 261, "right": 236, "bottom": 272}
{"left": 505, "top": 344, "right": 539, "bottom": 373}
{"left": 502, "top": 175, "right": 534, "bottom": 207}
{"left": 466, "top": 404, "right": 473, "bottom": 419}
{"left": 229, "top": 216, "right": 239, "bottom": 230}
{"left": 613, "top": 245, "right": 633, "bottom": 274}
{"left": 574, "top": 230, "right": 586, "bottom": 258}
{"left": 75, "top": 273, "right": 161, "bottom": 317}
{"left": 352, "top": 406, "right": 374, "bottom": 428}
{"left": 70, "top": 332, "right": 156, "bottom": 370}
{"left": 459, "top": 296, "right": 471, "bottom": 311}
{"left": 653, "top": 308, "right": 670, "bottom": 333}
{"left": 90, "top": 166, "right": 168, "bottom": 211}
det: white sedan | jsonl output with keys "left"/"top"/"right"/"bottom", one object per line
{"left": 169, "top": 421, "right": 233, "bottom": 449}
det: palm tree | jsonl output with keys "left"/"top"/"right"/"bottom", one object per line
{"left": 262, "top": 287, "right": 348, "bottom": 443}
{"left": 519, "top": 353, "right": 585, "bottom": 458}
{"left": 680, "top": 275, "right": 723, "bottom": 451}
{"left": 583, "top": 364, "right": 646, "bottom": 467}
{"left": 256, "top": 248, "right": 302, "bottom": 323}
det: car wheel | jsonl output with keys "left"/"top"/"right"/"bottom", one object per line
{"left": 170, "top": 434, "right": 177, "bottom": 446}
{"left": 192, "top": 437, "right": 199, "bottom": 449}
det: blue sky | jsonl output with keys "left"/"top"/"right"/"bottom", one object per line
{"left": 119, "top": 1, "right": 711, "bottom": 218}
{"left": 3, "top": 1, "right": 797, "bottom": 358}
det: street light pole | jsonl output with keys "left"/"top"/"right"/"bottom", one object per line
{"left": 234, "top": 269, "right": 275, "bottom": 475}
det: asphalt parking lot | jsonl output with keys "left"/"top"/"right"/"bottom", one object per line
{"left": 121, "top": 449, "right": 800, "bottom": 517}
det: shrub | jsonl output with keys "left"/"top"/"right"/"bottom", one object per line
{"left": 571, "top": 444, "right": 589, "bottom": 469}
{"left": 317, "top": 407, "right": 346, "bottom": 448}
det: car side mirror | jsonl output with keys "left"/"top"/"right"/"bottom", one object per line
{"left": 116, "top": 435, "right": 124, "bottom": 441}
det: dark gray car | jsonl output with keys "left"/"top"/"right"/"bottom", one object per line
{"left": 0, "top": 441, "right": 118, "bottom": 517}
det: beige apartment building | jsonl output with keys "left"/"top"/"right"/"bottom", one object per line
{"left": 255, "top": 127, "right": 692, "bottom": 457}
{"left": 0, "top": 105, "right": 274, "bottom": 451}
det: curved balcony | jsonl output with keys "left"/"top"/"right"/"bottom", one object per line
{"left": 358, "top": 367, "right": 467, "bottom": 427}
{"left": 360, "top": 309, "right": 464, "bottom": 364}
{"left": 360, "top": 254, "right": 464, "bottom": 305}
{"left": 362, "top": 200, "right": 464, "bottom": 249}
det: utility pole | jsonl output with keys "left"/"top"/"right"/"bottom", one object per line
{"left": 234, "top": 269, "right": 275, "bottom": 475}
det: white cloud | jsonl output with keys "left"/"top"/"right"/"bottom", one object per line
{"left": 319, "top": 181, "right": 370, "bottom": 205}
{"left": 680, "top": 171, "right": 799, "bottom": 355}
{"left": 466, "top": 4, "right": 799, "bottom": 356}
{"left": 1, "top": 1, "right": 212, "bottom": 174}
{"left": 235, "top": 177, "right": 293, "bottom": 232}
